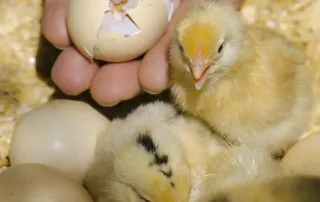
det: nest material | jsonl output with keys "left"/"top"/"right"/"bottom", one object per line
{"left": 0, "top": 0, "right": 319, "bottom": 171}
{"left": 0, "top": 0, "right": 54, "bottom": 171}
{"left": 241, "top": 0, "right": 320, "bottom": 137}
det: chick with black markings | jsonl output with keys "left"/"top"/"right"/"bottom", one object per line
{"left": 84, "top": 101, "right": 226, "bottom": 202}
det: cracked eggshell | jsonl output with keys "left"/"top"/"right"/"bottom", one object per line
{"left": 67, "top": 0, "right": 170, "bottom": 62}
{"left": 281, "top": 131, "right": 320, "bottom": 178}
{"left": 9, "top": 99, "right": 110, "bottom": 184}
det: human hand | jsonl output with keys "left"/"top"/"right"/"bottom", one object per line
{"left": 42, "top": 0, "right": 243, "bottom": 106}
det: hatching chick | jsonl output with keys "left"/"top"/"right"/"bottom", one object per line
{"left": 188, "top": 145, "right": 284, "bottom": 202}
{"left": 169, "top": 0, "right": 314, "bottom": 158}
{"left": 84, "top": 101, "right": 227, "bottom": 202}
{"left": 206, "top": 175, "right": 320, "bottom": 202}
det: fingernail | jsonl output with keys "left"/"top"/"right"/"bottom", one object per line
{"left": 100, "top": 100, "right": 121, "bottom": 107}
{"left": 54, "top": 45, "right": 67, "bottom": 50}
{"left": 142, "top": 88, "right": 163, "bottom": 95}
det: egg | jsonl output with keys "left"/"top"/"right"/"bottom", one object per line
{"left": 281, "top": 131, "right": 320, "bottom": 178}
{"left": 9, "top": 99, "right": 109, "bottom": 184}
{"left": 67, "top": 0, "right": 174, "bottom": 62}
{"left": 0, "top": 163, "right": 93, "bottom": 202}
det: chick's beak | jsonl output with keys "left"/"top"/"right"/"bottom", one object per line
{"left": 189, "top": 54, "right": 212, "bottom": 90}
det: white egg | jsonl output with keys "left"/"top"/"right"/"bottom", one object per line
{"left": 9, "top": 99, "right": 110, "bottom": 184}
{"left": 281, "top": 131, "right": 320, "bottom": 178}
{"left": 67, "top": 0, "right": 174, "bottom": 62}
{"left": 0, "top": 164, "right": 94, "bottom": 202}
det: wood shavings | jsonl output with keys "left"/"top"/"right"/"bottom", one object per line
{"left": 0, "top": 0, "right": 54, "bottom": 171}
{"left": 241, "top": 0, "right": 320, "bottom": 138}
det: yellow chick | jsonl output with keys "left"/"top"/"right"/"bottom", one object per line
{"left": 188, "top": 145, "right": 284, "bottom": 202}
{"left": 203, "top": 175, "right": 320, "bottom": 202}
{"left": 169, "top": 0, "right": 314, "bottom": 158}
{"left": 84, "top": 101, "right": 227, "bottom": 202}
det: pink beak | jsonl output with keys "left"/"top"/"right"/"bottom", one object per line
{"left": 189, "top": 54, "right": 212, "bottom": 90}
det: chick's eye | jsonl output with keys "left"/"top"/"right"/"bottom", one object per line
{"left": 218, "top": 43, "right": 224, "bottom": 54}
{"left": 138, "top": 194, "right": 151, "bottom": 202}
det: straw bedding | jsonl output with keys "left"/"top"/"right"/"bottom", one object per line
{"left": 0, "top": 0, "right": 319, "bottom": 172}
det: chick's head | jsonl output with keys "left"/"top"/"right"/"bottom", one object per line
{"left": 109, "top": 127, "right": 192, "bottom": 202}
{"left": 171, "top": 1, "right": 245, "bottom": 90}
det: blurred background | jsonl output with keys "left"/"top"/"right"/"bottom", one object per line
{"left": 0, "top": 0, "right": 319, "bottom": 170}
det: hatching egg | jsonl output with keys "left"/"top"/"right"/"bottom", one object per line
{"left": 67, "top": 0, "right": 174, "bottom": 62}
{"left": 281, "top": 131, "right": 320, "bottom": 178}
{"left": 9, "top": 99, "right": 109, "bottom": 184}
{"left": 0, "top": 164, "right": 93, "bottom": 202}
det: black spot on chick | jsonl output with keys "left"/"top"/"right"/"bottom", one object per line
{"left": 154, "top": 154, "right": 168, "bottom": 165}
{"left": 170, "top": 182, "right": 175, "bottom": 188}
{"left": 137, "top": 131, "right": 174, "bottom": 180}
{"left": 137, "top": 132, "right": 157, "bottom": 153}
{"left": 160, "top": 168, "right": 172, "bottom": 178}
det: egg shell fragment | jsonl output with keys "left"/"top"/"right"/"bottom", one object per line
{"left": 67, "top": 0, "right": 170, "bottom": 62}
{"left": 281, "top": 131, "right": 320, "bottom": 178}
{"left": 9, "top": 99, "right": 109, "bottom": 184}
{"left": 0, "top": 163, "right": 94, "bottom": 202}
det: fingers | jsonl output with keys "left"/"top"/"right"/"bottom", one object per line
{"left": 51, "top": 47, "right": 98, "bottom": 95}
{"left": 90, "top": 61, "right": 141, "bottom": 106}
{"left": 42, "top": 0, "right": 70, "bottom": 48}
{"left": 138, "top": 32, "right": 171, "bottom": 94}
